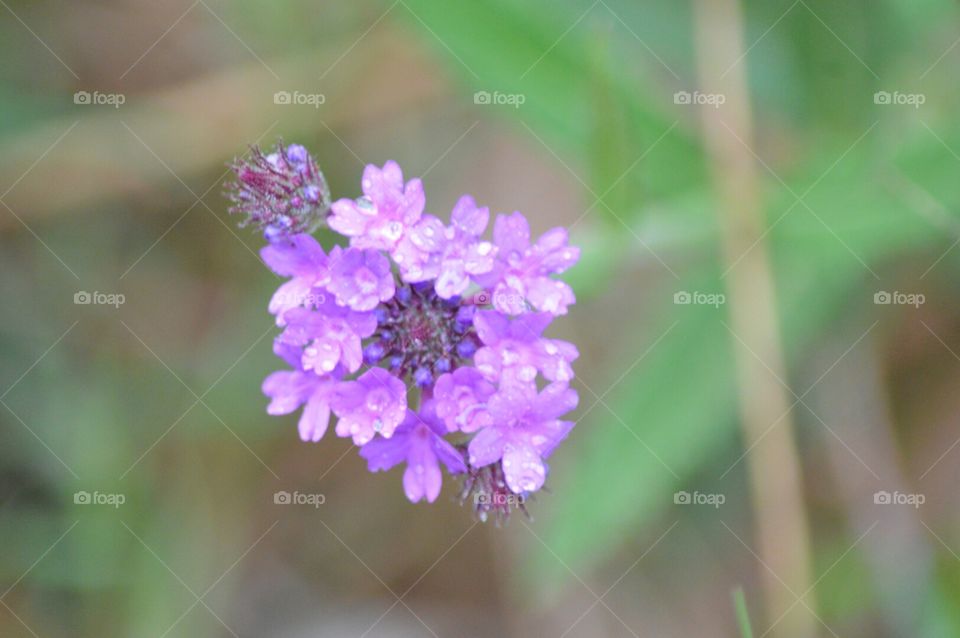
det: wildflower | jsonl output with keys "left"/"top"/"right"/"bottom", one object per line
{"left": 433, "top": 195, "right": 497, "bottom": 299}
{"left": 330, "top": 368, "right": 407, "bottom": 444}
{"left": 327, "top": 246, "right": 395, "bottom": 311}
{"left": 473, "top": 212, "right": 579, "bottom": 315}
{"left": 230, "top": 144, "right": 581, "bottom": 520}
{"left": 260, "top": 234, "right": 329, "bottom": 324}
{"left": 359, "top": 401, "right": 466, "bottom": 503}
{"left": 466, "top": 382, "right": 578, "bottom": 493}
{"left": 434, "top": 367, "right": 495, "bottom": 432}
{"left": 328, "top": 161, "right": 425, "bottom": 250}
{"left": 472, "top": 310, "right": 578, "bottom": 387}
{"left": 262, "top": 343, "right": 341, "bottom": 443}
{"left": 277, "top": 303, "right": 377, "bottom": 374}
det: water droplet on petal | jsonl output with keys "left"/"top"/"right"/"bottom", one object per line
{"left": 383, "top": 221, "right": 403, "bottom": 241}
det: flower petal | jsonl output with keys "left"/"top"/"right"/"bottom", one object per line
{"left": 268, "top": 278, "right": 313, "bottom": 323}
{"left": 359, "top": 430, "right": 410, "bottom": 471}
{"left": 260, "top": 234, "right": 326, "bottom": 277}
{"left": 467, "top": 426, "right": 505, "bottom": 468}
{"left": 298, "top": 388, "right": 332, "bottom": 442}
{"left": 493, "top": 212, "right": 530, "bottom": 254}
{"left": 262, "top": 370, "right": 311, "bottom": 415}
{"left": 473, "top": 310, "right": 510, "bottom": 345}
{"left": 502, "top": 443, "right": 546, "bottom": 494}
{"left": 403, "top": 443, "right": 442, "bottom": 503}
{"left": 450, "top": 195, "right": 489, "bottom": 236}
{"left": 525, "top": 277, "right": 576, "bottom": 316}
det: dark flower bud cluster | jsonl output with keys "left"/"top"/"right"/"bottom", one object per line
{"left": 364, "top": 284, "right": 480, "bottom": 386}
{"left": 225, "top": 142, "right": 331, "bottom": 239}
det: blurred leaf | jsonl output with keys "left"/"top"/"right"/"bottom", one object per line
{"left": 530, "top": 122, "right": 960, "bottom": 584}
{"left": 401, "top": 0, "right": 706, "bottom": 209}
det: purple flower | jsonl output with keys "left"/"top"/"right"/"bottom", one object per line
{"left": 434, "top": 195, "right": 497, "bottom": 299}
{"left": 331, "top": 367, "right": 408, "bottom": 444}
{"left": 391, "top": 215, "right": 445, "bottom": 282}
{"left": 472, "top": 310, "right": 578, "bottom": 387}
{"left": 327, "top": 246, "right": 395, "bottom": 311}
{"left": 262, "top": 349, "right": 341, "bottom": 442}
{"left": 226, "top": 142, "right": 331, "bottom": 238}
{"left": 328, "top": 161, "right": 425, "bottom": 250}
{"left": 261, "top": 233, "right": 329, "bottom": 324}
{"left": 473, "top": 212, "right": 579, "bottom": 315}
{"left": 434, "top": 367, "right": 495, "bottom": 432}
{"left": 359, "top": 400, "right": 466, "bottom": 503}
{"left": 278, "top": 304, "right": 377, "bottom": 374}
{"left": 235, "top": 149, "right": 582, "bottom": 520}
{"left": 392, "top": 196, "right": 496, "bottom": 299}
{"left": 467, "top": 382, "right": 578, "bottom": 493}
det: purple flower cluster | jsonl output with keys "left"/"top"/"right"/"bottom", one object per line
{"left": 229, "top": 143, "right": 580, "bottom": 521}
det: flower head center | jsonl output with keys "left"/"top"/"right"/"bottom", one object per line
{"left": 364, "top": 285, "right": 478, "bottom": 384}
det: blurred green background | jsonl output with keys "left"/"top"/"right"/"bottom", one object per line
{"left": 2, "top": 0, "right": 960, "bottom": 636}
